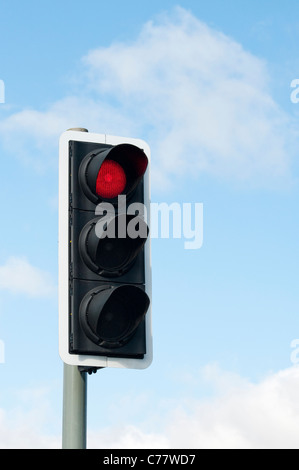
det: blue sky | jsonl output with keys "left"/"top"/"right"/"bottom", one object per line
{"left": 1, "top": 0, "right": 299, "bottom": 448}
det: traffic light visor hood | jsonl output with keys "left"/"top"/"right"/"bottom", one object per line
{"left": 79, "top": 214, "right": 149, "bottom": 277}
{"left": 79, "top": 285, "right": 150, "bottom": 349}
{"left": 79, "top": 143, "right": 148, "bottom": 204}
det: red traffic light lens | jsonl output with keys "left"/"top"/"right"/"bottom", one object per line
{"left": 96, "top": 159, "right": 127, "bottom": 199}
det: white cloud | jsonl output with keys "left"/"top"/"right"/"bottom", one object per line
{"left": 0, "top": 365, "right": 298, "bottom": 448}
{"left": 0, "top": 96, "right": 133, "bottom": 172}
{"left": 163, "top": 365, "right": 299, "bottom": 449}
{"left": 87, "top": 365, "right": 299, "bottom": 449}
{"left": 82, "top": 6, "right": 295, "bottom": 189}
{"left": 0, "top": 256, "right": 56, "bottom": 298}
{"left": 0, "top": 7, "right": 295, "bottom": 189}
{"left": 0, "top": 386, "right": 60, "bottom": 449}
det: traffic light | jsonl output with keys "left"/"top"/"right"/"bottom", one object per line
{"left": 58, "top": 130, "right": 152, "bottom": 369}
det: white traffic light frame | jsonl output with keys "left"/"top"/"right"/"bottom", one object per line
{"left": 58, "top": 130, "right": 152, "bottom": 369}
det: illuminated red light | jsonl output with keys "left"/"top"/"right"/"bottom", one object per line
{"left": 96, "top": 159, "right": 127, "bottom": 199}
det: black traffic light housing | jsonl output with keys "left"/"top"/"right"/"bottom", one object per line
{"left": 59, "top": 130, "right": 152, "bottom": 369}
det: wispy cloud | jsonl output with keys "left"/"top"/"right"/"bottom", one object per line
{"left": 0, "top": 257, "right": 56, "bottom": 298}
{"left": 80, "top": 6, "right": 297, "bottom": 189}
{"left": 87, "top": 365, "right": 299, "bottom": 449}
{"left": 0, "top": 365, "right": 298, "bottom": 448}
{"left": 0, "top": 386, "right": 60, "bottom": 449}
{"left": 0, "top": 7, "right": 295, "bottom": 190}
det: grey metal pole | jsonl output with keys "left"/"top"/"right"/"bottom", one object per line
{"left": 62, "top": 364, "right": 87, "bottom": 449}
